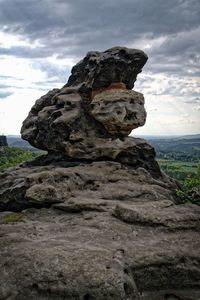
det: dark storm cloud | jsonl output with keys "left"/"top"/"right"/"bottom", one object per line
{"left": 146, "top": 24, "right": 200, "bottom": 77}
{"left": 1, "top": 0, "right": 200, "bottom": 56}
{"left": 0, "top": 0, "right": 200, "bottom": 100}
{"left": 0, "top": 46, "right": 51, "bottom": 58}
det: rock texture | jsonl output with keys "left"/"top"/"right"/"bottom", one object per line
{"left": 91, "top": 89, "right": 146, "bottom": 136}
{"left": 0, "top": 161, "right": 177, "bottom": 212}
{"left": 21, "top": 47, "right": 150, "bottom": 170}
{"left": 0, "top": 47, "right": 200, "bottom": 300}
{"left": 0, "top": 135, "right": 7, "bottom": 156}
{"left": 1, "top": 161, "right": 200, "bottom": 300}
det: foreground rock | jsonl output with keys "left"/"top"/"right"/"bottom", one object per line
{"left": 0, "top": 161, "right": 177, "bottom": 212}
{"left": 0, "top": 47, "right": 200, "bottom": 299}
{"left": 0, "top": 161, "right": 200, "bottom": 299}
{"left": 1, "top": 208, "right": 200, "bottom": 300}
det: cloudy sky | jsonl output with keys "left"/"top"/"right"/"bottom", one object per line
{"left": 0, "top": 0, "right": 200, "bottom": 136}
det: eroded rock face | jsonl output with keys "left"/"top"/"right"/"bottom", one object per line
{"left": 0, "top": 136, "right": 7, "bottom": 147}
{"left": 0, "top": 161, "right": 178, "bottom": 212}
{"left": 91, "top": 89, "right": 146, "bottom": 136}
{"left": 1, "top": 47, "right": 200, "bottom": 299}
{"left": 0, "top": 162, "right": 200, "bottom": 300}
{"left": 0, "top": 135, "right": 7, "bottom": 156}
{"left": 66, "top": 46, "right": 148, "bottom": 90}
{"left": 21, "top": 47, "right": 150, "bottom": 169}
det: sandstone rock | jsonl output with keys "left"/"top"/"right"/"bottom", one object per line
{"left": 1, "top": 47, "right": 200, "bottom": 299}
{"left": 0, "top": 191, "right": 200, "bottom": 300}
{"left": 90, "top": 89, "right": 146, "bottom": 136}
{"left": 66, "top": 46, "right": 148, "bottom": 90}
{"left": 25, "top": 184, "right": 60, "bottom": 205}
{"left": 0, "top": 135, "right": 8, "bottom": 156}
{"left": 113, "top": 200, "right": 200, "bottom": 229}
{"left": 0, "top": 161, "right": 177, "bottom": 212}
{"left": 53, "top": 197, "right": 107, "bottom": 213}
{"left": 20, "top": 47, "right": 152, "bottom": 172}
{"left": 0, "top": 135, "right": 7, "bottom": 147}
{"left": 0, "top": 161, "right": 199, "bottom": 300}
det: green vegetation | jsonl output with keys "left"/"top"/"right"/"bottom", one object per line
{"left": 149, "top": 135, "right": 200, "bottom": 163}
{"left": 0, "top": 213, "right": 24, "bottom": 224}
{"left": 175, "top": 163, "right": 200, "bottom": 206}
{"left": 151, "top": 135, "right": 200, "bottom": 205}
{"left": 158, "top": 160, "right": 198, "bottom": 180}
{"left": 158, "top": 160, "right": 200, "bottom": 206}
{"left": 157, "top": 150, "right": 200, "bottom": 162}
{"left": 0, "top": 146, "right": 40, "bottom": 171}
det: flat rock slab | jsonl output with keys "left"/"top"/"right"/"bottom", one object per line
{"left": 0, "top": 161, "right": 200, "bottom": 299}
{"left": 0, "top": 207, "right": 200, "bottom": 300}
{"left": 113, "top": 200, "right": 200, "bottom": 229}
{"left": 0, "top": 161, "right": 177, "bottom": 212}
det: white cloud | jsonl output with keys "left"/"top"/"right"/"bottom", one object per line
{"left": 0, "top": 0, "right": 200, "bottom": 136}
{"left": 0, "top": 31, "right": 32, "bottom": 48}
{"left": 193, "top": 105, "right": 200, "bottom": 111}
{"left": 0, "top": 56, "right": 45, "bottom": 81}
{"left": 0, "top": 89, "right": 44, "bottom": 135}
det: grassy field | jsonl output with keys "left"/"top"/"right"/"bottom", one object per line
{"left": 158, "top": 159, "right": 198, "bottom": 180}
{"left": 0, "top": 147, "right": 40, "bottom": 171}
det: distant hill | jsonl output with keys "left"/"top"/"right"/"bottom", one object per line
{"left": 6, "top": 134, "right": 200, "bottom": 161}
{"left": 175, "top": 134, "right": 200, "bottom": 140}
{"left": 7, "top": 135, "right": 38, "bottom": 151}
{"left": 146, "top": 134, "right": 200, "bottom": 151}
{"left": 135, "top": 134, "right": 200, "bottom": 140}
{"left": 145, "top": 134, "right": 200, "bottom": 162}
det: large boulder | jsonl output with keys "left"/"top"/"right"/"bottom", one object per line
{"left": 0, "top": 135, "right": 7, "bottom": 156}
{"left": 90, "top": 89, "right": 146, "bottom": 136}
{"left": 65, "top": 46, "right": 148, "bottom": 90}
{"left": 20, "top": 47, "right": 152, "bottom": 173}
{"left": 0, "top": 47, "right": 200, "bottom": 299}
{"left": 0, "top": 161, "right": 200, "bottom": 300}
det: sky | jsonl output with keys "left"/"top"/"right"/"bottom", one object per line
{"left": 0, "top": 0, "right": 200, "bottom": 136}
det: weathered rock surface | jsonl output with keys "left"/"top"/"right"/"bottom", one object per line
{"left": 0, "top": 161, "right": 200, "bottom": 299}
{"left": 1, "top": 209, "right": 199, "bottom": 300}
{"left": 0, "top": 135, "right": 7, "bottom": 147}
{"left": 91, "top": 89, "right": 146, "bottom": 136}
{"left": 1, "top": 47, "right": 200, "bottom": 299}
{"left": 66, "top": 47, "right": 148, "bottom": 90}
{"left": 0, "top": 135, "right": 7, "bottom": 156}
{"left": 21, "top": 47, "right": 149, "bottom": 166}
{"left": 0, "top": 161, "right": 177, "bottom": 212}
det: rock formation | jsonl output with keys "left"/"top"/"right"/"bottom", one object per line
{"left": 0, "top": 47, "right": 200, "bottom": 300}
{"left": 21, "top": 47, "right": 158, "bottom": 175}
{"left": 0, "top": 135, "right": 7, "bottom": 156}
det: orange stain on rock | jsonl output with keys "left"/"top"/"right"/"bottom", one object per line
{"left": 91, "top": 82, "right": 127, "bottom": 99}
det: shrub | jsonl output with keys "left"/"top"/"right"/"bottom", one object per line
{"left": 176, "top": 162, "right": 200, "bottom": 206}
{"left": 0, "top": 147, "right": 40, "bottom": 171}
